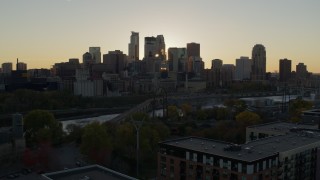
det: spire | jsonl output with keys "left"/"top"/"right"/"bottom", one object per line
{"left": 16, "top": 58, "right": 19, "bottom": 70}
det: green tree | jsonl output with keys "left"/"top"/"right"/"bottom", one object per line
{"left": 289, "top": 99, "right": 313, "bottom": 122}
{"left": 236, "top": 111, "right": 261, "bottom": 126}
{"left": 167, "top": 105, "right": 179, "bottom": 121}
{"left": 24, "top": 110, "right": 63, "bottom": 147}
{"left": 80, "top": 122, "right": 112, "bottom": 164}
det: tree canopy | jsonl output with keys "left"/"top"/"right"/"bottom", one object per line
{"left": 80, "top": 122, "right": 112, "bottom": 164}
{"left": 235, "top": 111, "right": 261, "bottom": 126}
{"left": 24, "top": 110, "right": 63, "bottom": 146}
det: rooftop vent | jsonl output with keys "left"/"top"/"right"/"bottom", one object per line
{"left": 245, "top": 147, "right": 253, "bottom": 153}
{"left": 224, "top": 144, "right": 242, "bottom": 151}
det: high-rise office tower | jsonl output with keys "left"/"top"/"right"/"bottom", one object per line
{"left": 17, "top": 62, "right": 27, "bottom": 71}
{"left": 89, "top": 47, "right": 101, "bottom": 64}
{"left": 128, "top": 31, "right": 139, "bottom": 62}
{"left": 296, "top": 62, "right": 308, "bottom": 79}
{"left": 251, "top": 44, "right": 266, "bottom": 80}
{"left": 16, "top": 58, "right": 27, "bottom": 71}
{"left": 235, "top": 56, "right": 252, "bottom": 81}
{"left": 188, "top": 56, "right": 204, "bottom": 76}
{"left": 156, "top": 35, "right": 166, "bottom": 60}
{"left": 221, "top": 64, "right": 235, "bottom": 87}
{"left": 144, "top": 35, "right": 166, "bottom": 59}
{"left": 103, "top": 50, "right": 127, "bottom": 74}
{"left": 168, "top": 47, "right": 187, "bottom": 72}
{"left": 187, "top": 42, "right": 200, "bottom": 58}
{"left": 279, "top": 58, "right": 292, "bottom": 82}
{"left": 1, "top": 62, "right": 13, "bottom": 74}
{"left": 83, "top": 52, "right": 93, "bottom": 68}
{"left": 211, "top": 59, "right": 223, "bottom": 69}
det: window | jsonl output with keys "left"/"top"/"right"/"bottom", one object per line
{"left": 161, "top": 156, "right": 166, "bottom": 162}
{"left": 170, "top": 159, "right": 174, "bottom": 164}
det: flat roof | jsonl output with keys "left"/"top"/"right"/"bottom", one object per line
{"left": 42, "top": 165, "right": 137, "bottom": 180}
{"left": 161, "top": 132, "right": 320, "bottom": 162}
{"left": 247, "top": 122, "right": 318, "bottom": 133}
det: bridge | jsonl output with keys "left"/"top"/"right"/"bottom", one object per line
{"left": 108, "top": 91, "right": 285, "bottom": 123}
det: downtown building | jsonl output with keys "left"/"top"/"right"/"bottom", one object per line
{"left": 251, "top": 44, "right": 266, "bottom": 81}
{"left": 235, "top": 57, "right": 252, "bottom": 81}
{"left": 89, "top": 47, "right": 101, "bottom": 64}
{"left": 158, "top": 130, "right": 320, "bottom": 180}
{"left": 206, "top": 59, "right": 223, "bottom": 88}
{"left": 128, "top": 31, "right": 139, "bottom": 62}
{"left": 144, "top": 35, "right": 166, "bottom": 59}
{"left": 279, "top": 58, "right": 291, "bottom": 82}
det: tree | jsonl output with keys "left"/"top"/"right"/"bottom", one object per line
{"left": 80, "top": 122, "right": 112, "bottom": 164}
{"left": 224, "top": 99, "right": 247, "bottom": 115}
{"left": 195, "top": 110, "right": 208, "bottom": 121}
{"left": 24, "top": 110, "right": 63, "bottom": 147}
{"left": 289, "top": 99, "right": 313, "bottom": 122}
{"left": 167, "top": 105, "right": 179, "bottom": 121}
{"left": 235, "top": 111, "right": 261, "bottom": 126}
{"left": 180, "top": 103, "right": 192, "bottom": 118}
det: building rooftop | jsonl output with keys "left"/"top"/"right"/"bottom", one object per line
{"left": 161, "top": 131, "right": 320, "bottom": 162}
{"left": 247, "top": 121, "right": 318, "bottom": 133}
{"left": 42, "top": 165, "right": 137, "bottom": 180}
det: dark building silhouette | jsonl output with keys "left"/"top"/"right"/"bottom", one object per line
{"left": 279, "top": 58, "right": 291, "bottom": 82}
{"left": 296, "top": 62, "right": 308, "bottom": 79}
{"left": 187, "top": 42, "right": 200, "bottom": 58}
{"left": 251, "top": 44, "right": 266, "bottom": 81}
{"left": 103, "top": 50, "right": 127, "bottom": 75}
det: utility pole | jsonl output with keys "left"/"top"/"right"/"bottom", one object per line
{"left": 131, "top": 117, "right": 144, "bottom": 178}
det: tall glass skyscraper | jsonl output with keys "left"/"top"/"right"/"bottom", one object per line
{"left": 128, "top": 31, "right": 139, "bottom": 62}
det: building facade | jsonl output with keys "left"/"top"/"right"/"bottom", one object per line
{"left": 187, "top": 42, "right": 200, "bottom": 58}
{"left": 128, "top": 31, "right": 139, "bottom": 62}
{"left": 251, "top": 44, "right": 266, "bottom": 81}
{"left": 279, "top": 58, "right": 292, "bottom": 82}
{"left": 168, "top": 48, "right": 187, "bottom": 73}
{"left": 158, "top": 132, "right": 320, "bottom": 180}
{"left": 235, "top": 56, "right": 252, "bottom": 81}
{"left": 103, "top": 50, "right": 127, "bottom": 75}
{"left": 144, "top": 35, "right": 166, "bottom": 59}
{"left": 211, "top": 59, "right": 223, "bottom": 70}
{"left": 1, "top": 62, "right": 13, "bottom": 74}
{"left": 89, "top": 47, "right": 101, "bottom": 64}
{"left": 296, "top": 63, "right": 308, "bottom": 79}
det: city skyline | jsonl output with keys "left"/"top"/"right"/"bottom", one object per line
{"left": 1, "top": 0, "right": 319, "bottom": 72}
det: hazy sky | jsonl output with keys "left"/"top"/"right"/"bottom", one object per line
{"left": 1, "top": 0, "right": 319, "bottom": 72}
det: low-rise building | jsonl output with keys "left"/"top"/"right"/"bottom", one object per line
{"left": 42, "top": 164, "right": 137, "bottom": 180}
{"left": 158, "top": 131, "right": 320, "bottom": 180}
{"left": 246, "top": 122, "right": 317, "bottom": 142}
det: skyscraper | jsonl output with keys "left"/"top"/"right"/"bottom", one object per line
{"left": 251, "top": 44, "right": 266, "bottom": 80}
{"left": 144, "top": 35, "right": 166, "bottom": 59}
{"left": 187, "top": 42, "right": 200, "bottom": 58}
{"left": 168, "top": 47, "right": 187, "bottom": 72}
{"left": 1, "top": 62, "right": 12, "bottom": 74}
{"left": 89, "top": 47, "right": 101, "bottom": 64}
{"left": 17, "top": 62, "right": 27, "bottom": 71}
{"left": 296, "top": 62, "right": 308, "bottom": 79}
{"left": 279, "top": 58, "right": 292, "bottom": 82}
{"left": 103, "top": 50, "right": 127, "bottom": 74}
{"left": 128, "top": 31, "right": 139, "bottom": 62}
{"left": 211, "top": 59, "right": 223, "bottom": 69}
{"left": 235, "top": 56, "right": 252, "bottom": 80}
{"left": 83, "top": 52, "right": 93, "bottom": 68}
